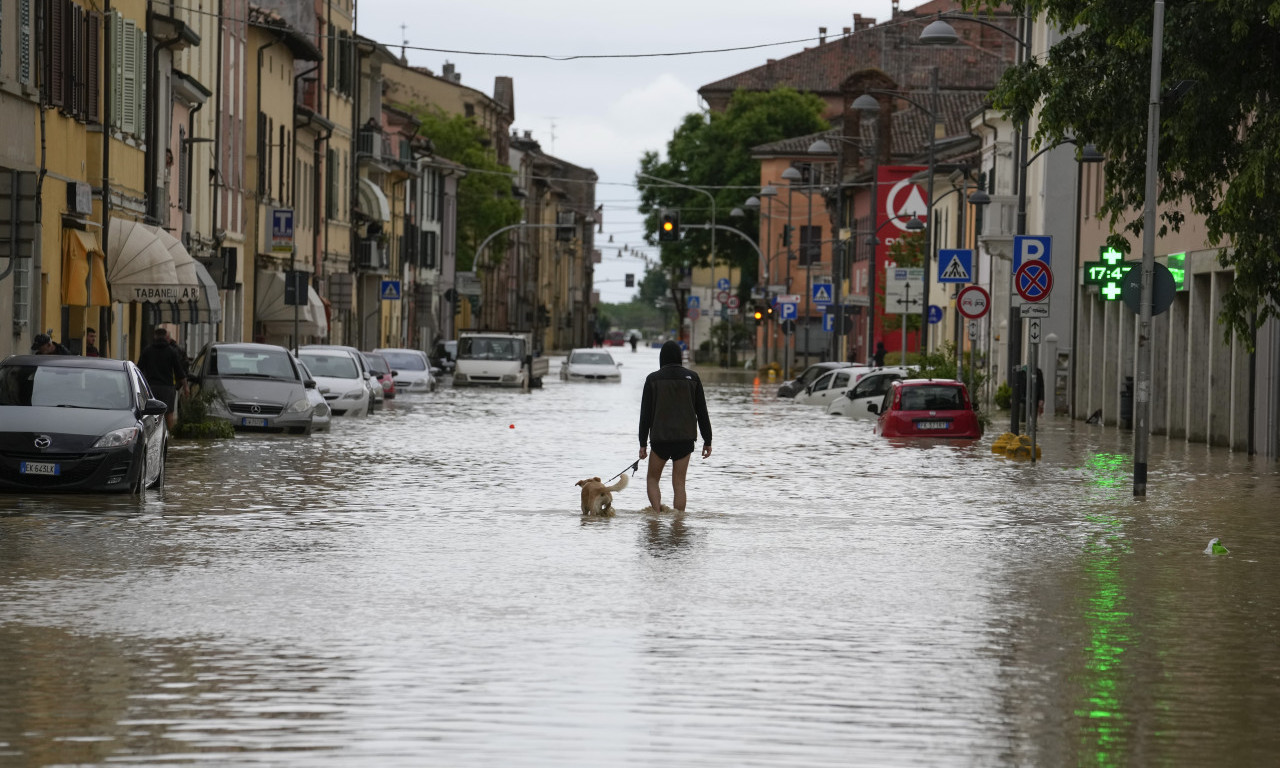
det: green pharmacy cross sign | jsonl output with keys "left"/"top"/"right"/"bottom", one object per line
{"left": 1082, "top": 246, "right": 1129, "bottom": 301}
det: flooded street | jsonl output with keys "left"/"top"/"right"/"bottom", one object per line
{"left": 3, "top": 344, "right": 1280, "bottom": 766}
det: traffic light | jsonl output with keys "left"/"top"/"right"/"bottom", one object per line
{"left": 658, "top": 210, "right": 680, "bottom": 242}
{"left": 781, "top": 224, "right": 794, "bottom": 247}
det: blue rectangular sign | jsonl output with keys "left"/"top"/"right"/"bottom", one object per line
{"left": 380, "top": 280, "right": 401, "bottom": 301}
{"left": 937, "top": 249, "right": 973, "bottom": 283}
{"left": 1013, "top": 235, "right": 1052, "bottom": 270}
{"left": 779, "top": 302, "right": 797, "bottom": 320}
{"left": 811, "top": 283, "right": 834, "bottom": 306}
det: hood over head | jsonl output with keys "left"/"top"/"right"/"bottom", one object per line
{"left": 659, "top": 340, "right": 683, "bottom": 367}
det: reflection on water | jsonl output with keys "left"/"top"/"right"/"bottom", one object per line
{"left": 3, "top": 345, "right": 1280, "bottom": 766}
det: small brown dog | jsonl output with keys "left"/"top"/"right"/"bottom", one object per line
{"left": 576, "top": 474, "right": 628, "bottom": 516}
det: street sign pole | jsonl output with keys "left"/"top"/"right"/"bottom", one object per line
{"left": 901, "top": 282, "right": 910, "bottom": 364}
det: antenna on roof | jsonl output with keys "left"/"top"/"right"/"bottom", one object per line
{"left": 400, "top": 24, "right": 408, "bottom": 63}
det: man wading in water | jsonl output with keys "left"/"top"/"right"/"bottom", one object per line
{"left": 638, "top": 340, "right": 712, "bottom": 512}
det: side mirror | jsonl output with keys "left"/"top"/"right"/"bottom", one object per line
{"left": 304, "top": 379, "right": 317, "bottom": 389}
{"left": 142, "top": 398, "right": 169, "bottom": 416}
{"left": 391, "top": 370, "right": 399, "bottom": 376}
{"left": 866, "top": 402, "right": 879, "bottom": 415}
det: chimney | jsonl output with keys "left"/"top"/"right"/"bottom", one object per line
{"left": 442, "top": 61, "right": 455, "bottom": 81}
{"left": 842, "top": 26, "right": 851, "bottom": 36}
{"left": 819, "top": 26, "right": 827, "bottom": 44}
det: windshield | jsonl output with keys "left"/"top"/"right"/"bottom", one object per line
{"left": 379, "top": 352, "right": 426, "bottom": 371}
{"left": 570, "top": 352, "right": 614, "bottom": 366}
{"left": 0, "top": 365, "right": 133, "bottom": 410}
{"left": 210, "top": 348, "right": 298, "bottom": 381}
{"left": 363, "top": 355, "right": 390, "bottom": 375}
{"left": 458, "top": 337, "right": 524, "bottom": 361}
{"left": 299, "top": 353, "right": 360, "bottom": 379}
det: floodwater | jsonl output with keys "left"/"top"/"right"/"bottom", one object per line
{"left": 2, "top": 344, "right": 1280, "bottom": 767}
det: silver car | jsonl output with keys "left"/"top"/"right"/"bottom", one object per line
{"left": 189, "top": 343, "right": 316, "bottom": 435}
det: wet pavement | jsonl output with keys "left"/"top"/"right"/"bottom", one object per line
{"left": 3, "top": 344, "right": 1280, "bottom": 766}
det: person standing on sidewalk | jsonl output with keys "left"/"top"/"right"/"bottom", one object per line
{"left": 137, "top": 328, "right": 188, "bottom": 429}
{"left": 638, "top": 340, "right": 712, "bottom": 512}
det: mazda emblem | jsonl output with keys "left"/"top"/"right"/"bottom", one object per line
{"left": 250, "top": 404, "right": 261, "bottom": 414}
{"left": 34, "top": 435, "right": 51, "bottom": 449}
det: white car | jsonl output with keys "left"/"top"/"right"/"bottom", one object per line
{"left": 792, "top": 365, "right": 870, "bottom": 407}
{"left": 293, "top": 357, "right": 332, "bottom": 431}
{"left": 373, "top": 347, "right": 438, "bottom": 393}
{"left": 302, "top": 344, "right": 381, "bottom": 411}
{"left": 826, "top": 367, "right": 914, "bottom": 418}
{"left": 559, "top": 348, "right": 622, "bottom": 382}
{"left": 297, "top": 349, "right": 371, "bottom": 417}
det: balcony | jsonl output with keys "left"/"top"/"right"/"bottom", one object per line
{"left": 977, "top": 194, "right": 1017, "bottom": 260}
{"left": 357, "top": 128, "right": 382, "bottom": 161}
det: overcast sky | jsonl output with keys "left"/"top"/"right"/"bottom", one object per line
{"left": 358, "top": 0, "right": 895, "bottom": 303}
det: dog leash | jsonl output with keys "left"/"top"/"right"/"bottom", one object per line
{"left": 604, "top": 460, "right": 640, "bottom": 484}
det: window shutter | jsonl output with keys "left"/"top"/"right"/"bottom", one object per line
{"left": 18, "top": 0, "right": 33, "bottom": 85}
{"left": 67, "top": 2, "right": 83, "bottom": 118}
{"left": 108, "top": 11, "right": 122, "bottom": 128}
{"left": 258, "top": 113, "right": 267, "bottom": 196}
{"left": 326, "top": 148, "right": 336, "bottom": 218}
{"left": 326, "top": 27, "right": 334, "bottom": 91}
{"left": 45, "top": 0, "right": 65, "bottom": 107}
{"left": 119, "top": 17, "right": 136, "bottom": 134}
{"left": 134, "top": 25, "right": 146, "bottom": 139}
{"left": 85, "top": 11, "right": 100, "bottom": 122}
{"left": 178, "top": 126, "right": 189, "bottom": 211}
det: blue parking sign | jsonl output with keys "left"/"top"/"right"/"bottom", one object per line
{"left": 779, "top": 302, "right": 797, "bottom": 320}
{"left": 1013, "top": 235, "right": 1052, "bottom": 270}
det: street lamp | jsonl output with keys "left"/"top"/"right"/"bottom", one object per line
{"left": 639, "top": 173, "right": 718, "bottom": 349}
{"left": 921, "top": 12, "right": 1031, "bottom": 434}
{"left": 853, "top": 76, "right": 940, "bottom": 358}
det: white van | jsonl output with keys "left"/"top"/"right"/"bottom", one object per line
{"left": 452, "top": 332, "right": 549, "bottom": 389}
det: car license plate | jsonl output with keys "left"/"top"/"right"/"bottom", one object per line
{"left": 241, "top": 417, "right": 268, "bottom": 427}
{"left": 916, "top": 420, "right": 951, "bottom": 430}
{"left": 20, "top": 461, "right": 60, "bottom": 476}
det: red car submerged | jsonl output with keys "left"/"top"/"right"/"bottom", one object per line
{"left": 870, "top": 379, "right": 982, "bottom": 439}
{"left": 362, "top": 352, "right": 396, "bottom": 399}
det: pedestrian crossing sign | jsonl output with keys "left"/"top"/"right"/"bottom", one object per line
{"left": 811, "top": 283, "right": 833, "bottom": 306}
{"left": 380, "top": 280, "right": 401, "bottom": 301}
{"left": 938, "top": 249, "right": 973, "bottom": 283}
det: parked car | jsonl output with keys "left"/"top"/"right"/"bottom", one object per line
{"left": 776, "top": 361, "right": 859, "bottom": 398}
{"left": 870, "top": 379, "right": 983, "bottom": 439}
{"left": 362, "top": 352, "right": 397, "bottom": 399}
{"left": 374, "top": 347, "right": 437, "bottom": 393}
{"left": 0, "top": 356, "right": 168, "bottom": 494}
{"left": 301, "top": 345, "right": 381, "bottom": 411}
{"left": 293, "top": 357, "right": 332, "bottom": 432}
{"left": 792, "top": 365, "right": 871, "bottom": 407}
{"left": 604, "top": 330, "right": 627, "bottom": 347}
{"left": 826, "top": 367, "right": 913, "bottom": 418}
{"left": 559, "top": 348, "right": 622, "bottom": 382}
{"left": 297, "top": 348, "right": 371, "bottom": 418}
{"left": 429, "top": 339, "right": 457, "bottom": 374}
{"left": 188, "top": 342, "right": 316, "bottom": 435}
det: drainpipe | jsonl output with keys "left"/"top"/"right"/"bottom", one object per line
{"left": 211, "top": 0, "right": 223, "bottom": 247}
{"left": 145, "top": 1, "right": 189, "bottom": 226}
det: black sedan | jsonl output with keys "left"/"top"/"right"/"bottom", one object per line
{"left": 0, "top": 355, "right": 169, "bottom": 494}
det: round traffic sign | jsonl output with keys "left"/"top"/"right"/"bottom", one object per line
{"left": 727, "top": 296, "right": 740, "bottom": 309}
{"left": 717, "top": 290, "right": 730, "bottom": 304}
{"left": 957, "top": 285, "right": 990, "bottom": 319}
{"left": 687, "top": 307, "right": 701, "bottom": 321}
{"left": 927, "top": 305, "right": 944, "bottom": 324}
{"left": 1015, "top": 261, "right": 1053, "bottom": 302}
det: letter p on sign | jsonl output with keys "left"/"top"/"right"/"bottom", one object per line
{"left": 1014, "top": 235, "right": 1052, "bottom": 270}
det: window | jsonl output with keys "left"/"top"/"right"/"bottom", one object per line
{"left": 43, "top": 1, "right": 100, "bottom": 123}
{"left": 325, "top": 147, "right": 337, "bottom": 218}
{"left": 106, "top": 10, "right": 144, "bottom": 134}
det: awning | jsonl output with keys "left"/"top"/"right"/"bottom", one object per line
{"left": 62, "top": 229, "right": 111, "bottom": 307}
{"left": 357, "top": 177, "right": 391, "bottom": 222}
{"left": 107, "top": 218, "right": 200, "bottom": 303}
{"left": 255, "top": 270, "right": 327, "bottom": 337}
{"left": 192, "top": 259, "right": 224, "bottom": 324}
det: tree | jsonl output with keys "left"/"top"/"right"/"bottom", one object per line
{"left": 406, "top": 106, "right": 522, "bottom": 271}
{"left": 964, "top": 0, "right": 1280, "bottom": 344}
{"left": 636, "top": 88, "right": 828, "bottom": 314}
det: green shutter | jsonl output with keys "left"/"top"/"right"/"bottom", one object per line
{"left": 18, "top": 0, "right": 33, "bottom": 85}
{"left": 134, "top": 25, "right": 146, "bottom": 140}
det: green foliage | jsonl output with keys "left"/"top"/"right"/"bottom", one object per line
{"left": 911, "top": 342, "right": 988, "bottom": 396}
{"left": 994, "top": 381, "right": 1012, "bottom": 411}
{"left": 636, "top": 87, "right": 828, "bottom": 304}
{"left": 597, "top": 296, "right": 667, "bottom": 337}
{"left": 404, "top": 106, "right": 522, "bottom": 271}
{"left": 961, "top": 0, "right": 1280, "bottom": 347}
{"left": 172, "top": 389, "right": 234, "bottom": 440}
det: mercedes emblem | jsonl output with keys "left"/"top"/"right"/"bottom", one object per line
{"left": 34, "top": 435, "right": 52, "bottom": 449}
{"left": 250, "top": 404, "right": 262, "bottom": 414}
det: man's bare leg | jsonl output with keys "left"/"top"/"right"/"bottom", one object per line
{"left": 670, "top": 455, "right": 691, "bottom": 511}
{"left": 646, "top": 453, "right": 667, "bottom": 511}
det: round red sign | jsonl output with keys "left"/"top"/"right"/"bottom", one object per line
{"left": 957, "top": 285, "right": 990, "bottom": 319}
{"left": 1015, "top": 261, "right": 1053, "bottom": 302}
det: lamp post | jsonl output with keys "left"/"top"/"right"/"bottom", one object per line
{"left": 745, "top": 186, "right": 789, "bottom": 368}
{"left": 1134, "top": 1, "right": 1164, "bottom": 496}
{"left": 851, "top": 73, "right": 939, "bottom": 359}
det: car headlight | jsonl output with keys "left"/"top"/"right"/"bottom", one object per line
{"left": 341, "top": 389, "right": 365, "bottom": 399}
{"left": 286, "top": 398, "right": 312, "bottom": 414}
{"left": 93, "top": 426, "right": 140, "bottom": 449}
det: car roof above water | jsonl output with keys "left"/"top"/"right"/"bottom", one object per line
{"left": 2, "top": 355, "right": 128, "bottom": 371}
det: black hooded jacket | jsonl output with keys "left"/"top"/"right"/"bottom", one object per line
{"left": 639, "top": 341, "right": 712, "bottom": 447}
